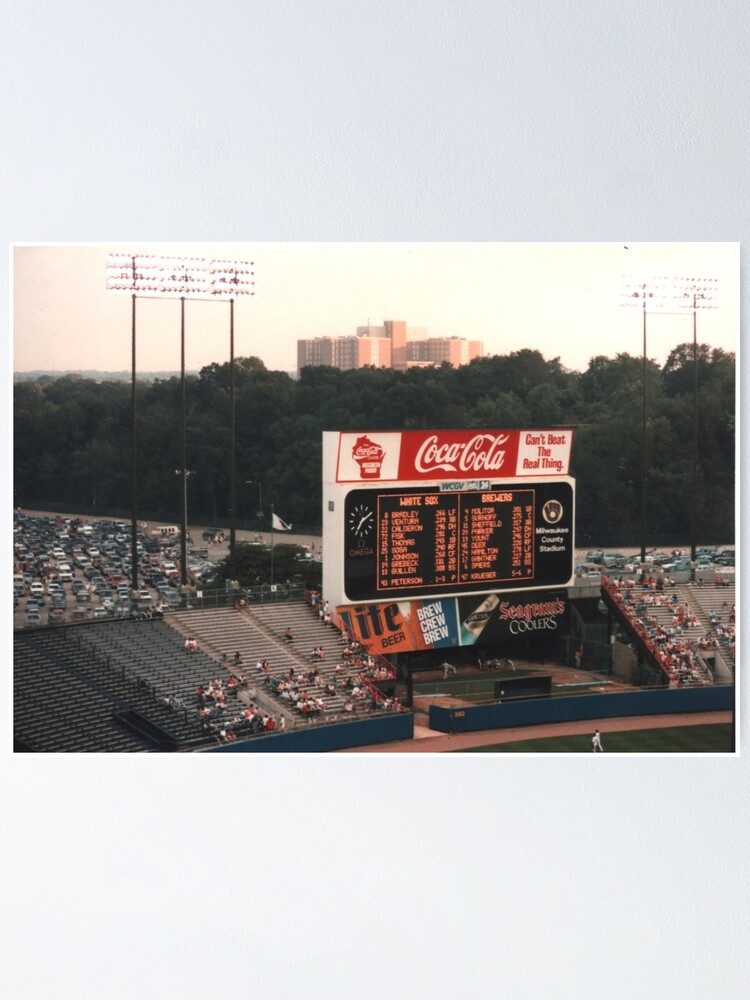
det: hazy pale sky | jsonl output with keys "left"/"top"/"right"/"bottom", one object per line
{"left": 13, "top": 242, "right": 737, "bottom": 375}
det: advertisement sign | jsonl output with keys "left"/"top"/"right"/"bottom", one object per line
{"left": 335, "top": 590, "right": 569, "bottom": 654}
{"left": 458, "top": 590, "right": 570, "bottom": 646}
{"left": 337, "top": 598, "right": 460, "bottom": 655}
{"left": 336, "top": 429, "right": 573, "bottom": 483}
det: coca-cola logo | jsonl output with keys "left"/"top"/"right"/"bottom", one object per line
{"left": 352, "top": 435, "right": 385, "bottom": 479}
{"left": 353, "top": 444, "right": 383, "bottom": 459}
{"left": 414, "top": 434, "right": 510, "bottom": 474}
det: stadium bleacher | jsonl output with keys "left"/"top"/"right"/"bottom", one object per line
{"left": 13, "top": 598, "right": 400, "bottom": 752}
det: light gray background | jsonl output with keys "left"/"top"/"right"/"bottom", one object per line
{"left": 2, "top": 2, "right": 747, "bottom": 997}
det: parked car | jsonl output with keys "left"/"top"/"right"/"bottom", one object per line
{"left": 601, "top": 551, "right": 626, "bottom": 569}
{"left": 714, "top": 550, "right": 735, "bottom": 566}
{"left": 659, "top": 556, "right": 691, "bottom": 572}
{"left": 694, "top": 557, "right": 714, "bottom": 571}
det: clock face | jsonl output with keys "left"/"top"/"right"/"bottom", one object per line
{"left": 348, "top": 503, "right": 374, "bottom": 538}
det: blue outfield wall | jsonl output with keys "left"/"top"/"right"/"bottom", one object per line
{"left": 429, "top": 686, "right": 734, "bottom": 734}
{"left": 200, "top": 711, "right": 414, "bottom": 753}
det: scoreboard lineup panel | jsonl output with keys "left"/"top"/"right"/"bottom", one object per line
{"left": 343, "top": 480, "right": 574, "bottom": 602}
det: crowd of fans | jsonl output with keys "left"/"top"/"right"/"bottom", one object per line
{"left": 604, "top": 575, "right": 735, "bottom": 686}
{"left": 164, "top": 590, "right": 403, "bottom": 741}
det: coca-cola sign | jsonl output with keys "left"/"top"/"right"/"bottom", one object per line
{"left": 335, "top": 429, "right": 572, "bottom": 482}
{"left": 414, "top": 433, "right": 511, "bottom": 474}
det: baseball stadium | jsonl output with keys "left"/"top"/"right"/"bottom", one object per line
{"left": 12, "top": 425, "right": 735, "bottom": 754}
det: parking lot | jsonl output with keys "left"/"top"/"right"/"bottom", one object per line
{"left": 13, "top": 508, "right": 732, "bottom": 628}
{"left": 12, "top": 510, "right": 323, "bottom": 630}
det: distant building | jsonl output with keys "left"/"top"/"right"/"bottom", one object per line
{"left": 297, "top": 320, "right": 482, "bottom": 372}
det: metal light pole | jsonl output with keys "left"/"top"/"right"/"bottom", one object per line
{"left": 107, "top": 252, "right": 256, "bottom": 589}
{"left": 130, "top": 287, "right": 138, "bottom": 591}
{"left": 229, "top": 298, "right": 236, "bottom": 580}
{"left": 270, "top": 502, "right": 275, "bottom": 585}
{"left": 621, "top": 278, "right": 660, "bottom": 572}
{"left": 175, "top": 468, "right": 195, "bottom": 586}
{"left": 180, "top": 297, "right": 188, "bottom": 585}
{"left": 246, "top": 480, "right": 263, "bottom": 519}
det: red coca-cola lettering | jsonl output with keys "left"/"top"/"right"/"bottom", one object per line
{"left": 414, "top": 433, "right": 510, "bottom": 474}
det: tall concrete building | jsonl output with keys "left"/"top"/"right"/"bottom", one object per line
{"left": 297, "top": 320, "right": 482, "bottom": 372}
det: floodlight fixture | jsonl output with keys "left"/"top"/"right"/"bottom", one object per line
{"left": 621, "top": 275, "right": 718, "bottom": 312}
{"left": 106, "top": 253, "right": 256, "bottom": 299}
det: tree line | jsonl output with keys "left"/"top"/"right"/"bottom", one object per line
{"left": 14, "top": 345, "right": 735, "bottom": 546}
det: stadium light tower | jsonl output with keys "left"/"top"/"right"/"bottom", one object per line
{"left": 672, "top": 277, "right": 719, "bottom": 581}
{"left": 620, "top": 277, "right": 664, "bottom": 572}
{"left": 107, "top": 253, "right": 256, "bottom": 591}
{"left": 621, "top": 275, "right": 718, "bottom": 578}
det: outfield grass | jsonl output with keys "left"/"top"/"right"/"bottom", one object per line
{"left": 453, "top": 723, "right": 734, "bottom": 753}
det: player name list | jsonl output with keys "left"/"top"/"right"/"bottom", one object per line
{"left": 377, "top": 489, "right": 535, "bottom": 591}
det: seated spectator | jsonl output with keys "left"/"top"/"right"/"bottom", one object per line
{"left": 284, "top": 627, "right": 294, "bottom": 642}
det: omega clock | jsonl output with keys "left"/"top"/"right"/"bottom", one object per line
{"left": 349, "top": 503, "right": 374, "bottom": 539}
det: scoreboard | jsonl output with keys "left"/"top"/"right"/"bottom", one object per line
{"left": 323, "top": 429, "right": 576, "bottom": 620}
{"left": 342, "top": 479, "right": 574, "bottom": 602}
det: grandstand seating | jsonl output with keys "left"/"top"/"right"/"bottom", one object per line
{"left": 13, "top": 601, "right": 403, "bottom": 752}
{"left": 175, "top": 601, "right": 379, "bottom": 722}
{"left": 602, "top": 576, "right": 735, "bottom": 687}
{"left": 14, "top": 627, "right": 193, "bottom": 751}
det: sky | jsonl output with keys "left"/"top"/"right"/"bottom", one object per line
{"left": 12, "top": 242, "right": 738, "bottom": 376}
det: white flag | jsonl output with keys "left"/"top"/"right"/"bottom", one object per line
{"left": 272, "top": 512, "right": 292, "bottom": 531}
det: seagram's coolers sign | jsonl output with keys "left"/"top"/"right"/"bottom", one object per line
{"left": 458, "top": 591, "right": 569, "bottom": 645}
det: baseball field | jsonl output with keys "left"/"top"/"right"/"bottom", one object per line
{"left": 452, "top": 722, "right": 733, "bottom": 753}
